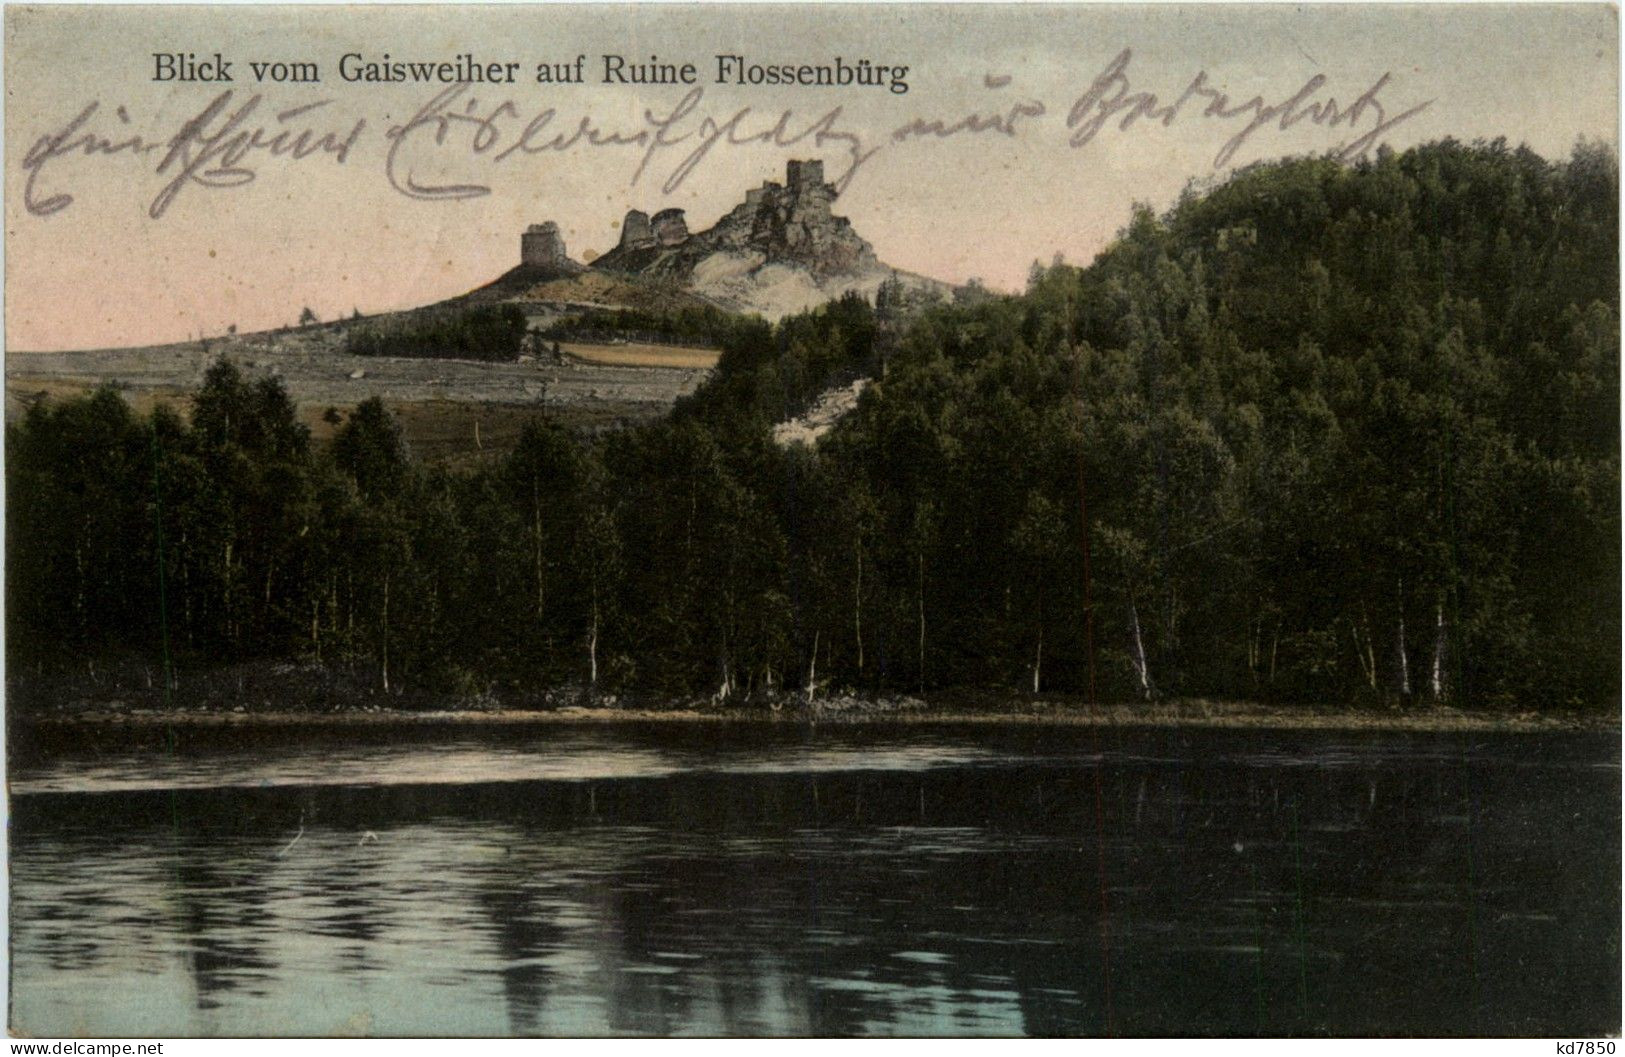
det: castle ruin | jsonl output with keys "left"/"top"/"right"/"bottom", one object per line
{"left": 786, "top": 159, "right": 825, "bottom": 190}
{"left": 520, "top": 222, "right": 570, "bottom": 269}
{"left": 534, "top": 159, "right": 875, "bottom": 280}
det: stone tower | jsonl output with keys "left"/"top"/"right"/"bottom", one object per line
{"left": 785, "top": 159, "right": 825, "bottom": 191}
{"left": 521, "top": 222, "right": 569, "bottom": 268}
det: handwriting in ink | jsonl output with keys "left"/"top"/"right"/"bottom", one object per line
{"left": 151, "top": 92, "right": 366, "bottom": 218}
{"left": 384, "top": 84, "right": 878, "bottom": 202}
{"left": 1066, "top": 48, "right": 1432, "bottom": 168}
{"left": 17, "top": 53, "right": 1434, "bottom": 221}
{"left": 23, "top": 91, "right": 364, "bottom": 218}
{"left": 22, "top": 102, "right": 164, "bottom": 216}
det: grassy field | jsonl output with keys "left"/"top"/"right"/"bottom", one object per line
{"left": 8, "top": 320, "right": 713, "bottom": 465}
{"left": 7, "top": 379, "right": 189, "bottom": 421}
{"left": 559, "top": 342, "right": 720, "bottom": 369}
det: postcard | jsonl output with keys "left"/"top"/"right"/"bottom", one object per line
{"left": 5, "top": 2, "right": 1619, "bottom": 1040}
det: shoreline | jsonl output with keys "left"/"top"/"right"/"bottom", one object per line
{"left": 16, "top": 700, "right": 1619, "bottom": 736}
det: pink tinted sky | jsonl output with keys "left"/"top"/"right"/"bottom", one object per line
{"left": 4, "top": 3, "right": 1617, "bottom": 351}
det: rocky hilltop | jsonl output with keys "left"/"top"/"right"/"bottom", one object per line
{"left": 489, "top": 159, "right": 945, "bottom": 320}
{"left": 595, "top": 159, "right": 879, "bottom": 280}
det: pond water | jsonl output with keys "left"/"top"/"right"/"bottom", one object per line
{"left": 8, "top": 721, "right": 1619, "bottom": 1036}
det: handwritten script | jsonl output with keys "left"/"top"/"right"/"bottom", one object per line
{"left": 21, "top": 49, "right": 1431, "bottom": 219}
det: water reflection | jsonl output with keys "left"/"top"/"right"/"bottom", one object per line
{"left": 8, "top": 725, "right": 1002, "bottom": 796}
{"left": 10, "top": 726, "right": 1620, "bottom": 1036}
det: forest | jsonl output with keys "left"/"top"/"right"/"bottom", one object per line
{"left": 344, "top": 305, "right": 530, "bottom": 361}
{"left": 8, "top": 140, "right": 1618, "bottom": 713}
{"left": 536, "top": 305, "right": 743, "bottom": 348}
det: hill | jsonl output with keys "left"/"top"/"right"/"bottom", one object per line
{"left": 8, "top": 139, "right": 1617, "bottom": 716}
{"left": 482, "top": 158, "right": 950, "bottom": 322}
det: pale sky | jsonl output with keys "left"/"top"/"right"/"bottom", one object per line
{"left": 4, "top": 3, "right": 1618, "bottom": 351}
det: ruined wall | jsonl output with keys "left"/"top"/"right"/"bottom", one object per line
{"left": 521, "top": 222, "right": 570, "bottom": 268}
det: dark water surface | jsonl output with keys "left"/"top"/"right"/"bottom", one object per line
{"left": 9, "top": 721, "right": 1619, "bottom": 1036}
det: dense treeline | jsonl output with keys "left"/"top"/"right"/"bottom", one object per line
{"left": 345, "top": 305, "right": 529, "bottom": 361}
{"left": 9, "top": 141, "right": 1618, "bottom": 710}
{"left": 538, "top": 305, "right": 742, "bottom": 348}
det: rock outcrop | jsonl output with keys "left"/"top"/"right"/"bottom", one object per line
{"left": 697, "top": 159, "right": 879, "bottom": 278}
{"left": 512, "top": 159, "right": 945, "bottom": 320}
{"left": 651, "top": 208, "right": 690, "bottom": 246}
{"left": 617, "top": 210, "right": 655, "bottom": 251}
{"left": 593, "top": 159, "right": 880, "bottom": 284}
